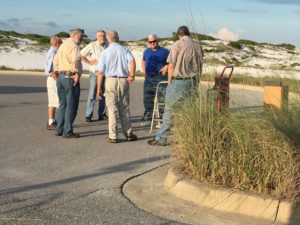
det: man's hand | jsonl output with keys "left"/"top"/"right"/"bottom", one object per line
{"left": 50, "top": 72, "right": 58, "bottom": 81}
{"left": 159, "top": 65, "right": 168, "bottom": 76}
{"left": 96, "top": 89, "right": 103, "bottom": 100}
{"left": 90, "top": 59, "right": 98, "bottom": 65}
{"left": 72, "top": 73, "right": 79, "bottom": 86}
{"left": 127, "top": 76, "right": 135, "bottom": 84}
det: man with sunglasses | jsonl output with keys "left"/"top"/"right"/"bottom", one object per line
{"left": 140, "top": 34, "right": 169, "bottom": 126}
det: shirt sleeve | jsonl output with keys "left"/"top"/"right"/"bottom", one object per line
{"left": 142, "top": 49, "right": 147, "bottom": 61}
{"left": 69, "top": 45, "right": 81, "bottom": 72}
{"left": 44, "top": 51, "right": 51, "bottom": 75}
{"left": 125, "top": 48, "right": 135, "bottom": 63}
{"left": 96, "top": 51, "right": 106, "bottom": 72}
{"left": 167, "top": 42, "right": 179, "bottom": 65}
{"left": 80, "top": 43, "right": 91, "bottom": 57}
{"left": 53, "top": 51, "right": 59, "bottom": 72}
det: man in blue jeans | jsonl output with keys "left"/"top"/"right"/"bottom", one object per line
{"left": 53, "top": 28, "right": 86, "bottom": 138}
{"left": 148, "top": 26, "right": 204, "bottom": 146}
{"left": 81, "top": 30, "right": 108, "bottom": 122}
{"left": 141, "top": 34, "right": 169, "bottom": 125}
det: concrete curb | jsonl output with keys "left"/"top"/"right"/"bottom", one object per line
{"left": 164, "top": 165, "right": 300, "bottom": 225}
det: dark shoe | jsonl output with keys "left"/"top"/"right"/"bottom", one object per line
{"left": 86, "top": 117, "right": 92, "bottom": 122}
{"left": 106, "top": 137, "right": 118, "bottom": 143}
{"left": 98, "top": 114, "right": 108, "bottom": 121}
{"left": 147, "top": 139, "right": 168, "bottom": 146}
{"left": 55, "top": 131, "right": 62, "bottom": 136}
{"left": 47, "top": 122, "right": 56, "bottom": 130}
{"left": 63, "top": 133, "right": 80, "bottom": 138}
{"left": 126, "top": 133, "right": 138, "bottom": 141}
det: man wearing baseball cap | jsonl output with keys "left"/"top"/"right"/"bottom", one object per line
{"left": 53, "top": 28, "right": 87, "bottom": 138}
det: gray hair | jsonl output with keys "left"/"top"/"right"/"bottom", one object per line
{"left": 97, "top": 30, "right": 106, "bottom": 35}
{"left": 50, "top": 36, "right": 61, "bottom": 46}
{"left": 177, "top": 25, "right": 190, "bottom": 36}
{"left": 148, "top": 34, "right": 158, "bottom": 40}
{"left": 107, "top": 30, "right": 119, "bottom": 42}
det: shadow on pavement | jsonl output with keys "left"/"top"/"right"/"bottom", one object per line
{"left": 0, "top": 86, "right": 47, "bottom": 94}
{"left": 0, "top": 156, "right": 170, "bottom": 196}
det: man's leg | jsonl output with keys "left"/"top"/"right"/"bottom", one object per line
{"left": 117, "top": 78, "right": 133, "bottom": 136}
{"left": 98, "top": 76, "right": 107, "bottom": 119}
{"left": 105, "top": 77, "right": 119, "bottom": 140}
{"left": 63, "top": 77, "right": 76, "bottom": 136}
{"left": 85, "top": 72, "right": 97, "bottom": 120}
{"left": 47, "top": 76, "right": 59, "bottom": 129}
{"left": 56, "top": 76, "right": 66, "bottom": 135}
{"left": 154, "top": 80, "right": 192, "bottom": 143}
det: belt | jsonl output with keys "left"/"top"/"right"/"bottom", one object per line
{"left": 108, "top": 76, "right": 126, "bottom": 78}
{"left": 172, "top": 76, "right": 196, "bottom": 80}
{"left": 58, "top": 71, "right": 75, "bottom": 77}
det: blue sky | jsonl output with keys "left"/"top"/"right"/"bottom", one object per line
{"left": 0, "top": 0, "right": 299, "bottom": 46}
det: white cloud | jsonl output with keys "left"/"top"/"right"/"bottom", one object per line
{"left": 212, "top": 27, "right": 239, "bottom": 41}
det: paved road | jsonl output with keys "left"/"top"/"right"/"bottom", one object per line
{"left": 0, "top": 73, "right": 264, "bottom": 225}
{"left": 0, "top": 74, "right": 182, "bottom": 225}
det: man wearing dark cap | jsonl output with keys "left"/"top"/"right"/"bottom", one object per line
{"left": 148, "top": 25, "right": 204, "bottom": 146}
{"left": 53, "top": 28, "right": 87, "bottom": 138}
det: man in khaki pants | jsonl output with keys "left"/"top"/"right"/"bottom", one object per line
{"left": 96, "top": 30, "right": 137, "bottom": 143}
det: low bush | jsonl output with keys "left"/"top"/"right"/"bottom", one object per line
{"left": 228, "top": 41, "right": 242, "bottom": 49}
{"left": 172, "top": 91, "right": 300, "bottom": 199}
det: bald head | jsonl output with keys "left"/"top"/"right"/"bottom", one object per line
{"left": 106, "top": 31, "right": 119, "bottom": 43}
{"left": 50, "top": 36, "right": 62, "bottom": 49}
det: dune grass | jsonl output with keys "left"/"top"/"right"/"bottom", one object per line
{"left": 172, "top": 90, "right": 300, "bottom": 199}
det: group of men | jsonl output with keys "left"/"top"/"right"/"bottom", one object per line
{"left": 45, "top": 25, "right": 203, "bottom": 146}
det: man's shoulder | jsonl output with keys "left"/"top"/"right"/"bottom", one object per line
{"left": 47, "top": 47, "right": 56, "bottom": 56}
{"left": 158, "top": 47, "right": 169, "bottom": 53}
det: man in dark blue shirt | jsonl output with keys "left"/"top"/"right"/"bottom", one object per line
{"left": 141, "top": 34, "right": 169, "bottom": 125}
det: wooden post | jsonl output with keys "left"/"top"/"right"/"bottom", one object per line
{"left": 264, "top": 81, "right": 288, "bottom": 110}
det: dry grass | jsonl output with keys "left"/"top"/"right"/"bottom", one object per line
{"left": 172, "top": 92, "right": 300, "bottom": 199}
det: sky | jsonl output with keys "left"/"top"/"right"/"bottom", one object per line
{"left": 0, "top": 0, "right": 300, "bottom": 46}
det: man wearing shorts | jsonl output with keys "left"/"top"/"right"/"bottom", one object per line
{"left": 45, "top": 36, "right": 62, "bottom": 130}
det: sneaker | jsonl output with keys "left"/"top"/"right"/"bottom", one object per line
{"left": 98, "top": 114, "right": 108, "bottom": 121}
{"left": 147, "top": 139, "right": 168, "bottom": 146}
{"left": 85, "top": 117, "right": 92, "bottom": 122}
{"left": 47, "top": 122, "right": 56, "bottom": 130}
{"left": 63, "top": 133, "right": 80, "bottom": 138}
{"left": 106, "top": 137, "right": 118, "bottom": 143}
{"left": 55, "top": 131, "right": 62, "bottom": 136}
{"left": 126, "top": 133, "right": 138, "bottom": 141}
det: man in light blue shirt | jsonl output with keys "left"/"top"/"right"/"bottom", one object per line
{"left": 96, "top": 30, "right": 137, "bottom": 143}
{"left": 44, "top": 36, "right": 62, "bottom": 130}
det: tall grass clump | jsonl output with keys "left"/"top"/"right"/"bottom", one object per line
{"left": 172, "top": 91, "right": 300, "bottom": 199}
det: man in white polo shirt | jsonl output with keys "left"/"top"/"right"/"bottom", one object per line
{"left": 81, "top": 30, "right": 108, "bottom": 122}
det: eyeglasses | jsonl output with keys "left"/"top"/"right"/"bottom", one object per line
{"left": 149, "top": 40, "right": 157, "bottom": 44}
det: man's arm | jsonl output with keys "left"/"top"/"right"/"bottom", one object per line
{"left": 96, "top": 71, "right": 104, "bottom": 99}
{"left": 167, "top": 63, "right": 175, "bottom": 84}
{"left": 80, "top": 55, "right": 98, "bottom": 66}
{"left": 127, "top": 59, "right": 136, "bottom": 84}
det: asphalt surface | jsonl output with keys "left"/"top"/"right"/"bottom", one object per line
{"left": 0, "top": 73, "right": 265, "bottom": 225}
{"left": 0, "top": 74, "right": 182, "bottom": 225}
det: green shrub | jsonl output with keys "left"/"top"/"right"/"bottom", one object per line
{"left": 228, "top": 41, "right": 242, "bottom": 49}
{"left": 55, "top": 31, "right": 70, "bottom": 38}
{"left": 277, "top": 43, "right": 295, "bottom": 51}
{"left": 237, "top": 39, "right": 258, "bottom": 46}
{"left": 172, "top": 92, "right": 300, "bottom": 199}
